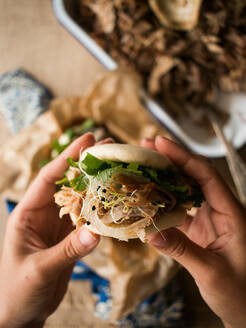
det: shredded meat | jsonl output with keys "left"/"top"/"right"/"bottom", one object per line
{"left": 54, "top": 186, "right": 85, "bottom": 220}
{"left": 54, "top": 171, "right": 186, "bottom": 228}
{"left": 111, "top": 180, "right": 177, "bottom": 211}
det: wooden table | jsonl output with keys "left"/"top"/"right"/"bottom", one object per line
{"left": 1, "top": 1, "right": 245, "bottom": 327}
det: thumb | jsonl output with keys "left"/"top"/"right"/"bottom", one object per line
{"left": 39, "top": 227, "right": 100, "bottom": 276}
{"left": 148, "top": 228, "right": 214, "bottom": 281}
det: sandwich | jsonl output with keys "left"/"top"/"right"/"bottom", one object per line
{"left": 40, "top": 118, "right": 110, "bottom": 167}
{"left": 54, "top": 143, "right": 204, "bottom": 242}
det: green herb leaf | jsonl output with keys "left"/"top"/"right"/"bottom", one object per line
{"left": 127, "top": 162, "right": 139, "bottom": 171}
{"left": 160, "top": 183, "right": 188, "bottom": 193}
{"left": 173, "top": 185, "right": 188, "bottom": 192}
{"left": 56, "top": 176, "right": 69, "bottom": 185}
{"left": 81, "top": 153, "right": 112, "bottom": 175}
{"left": 67, "top": 157, "right": 79, "bottom": 168}
{"left": 65, "top": 128, "right": 76, "bottom": 141}
{"left": 106, "top": 160, "right": 121, "bottom": 168}
{"left": 52, "top": 139, "right": 67, "bottom": 154}
{"left": 39, "top": 158, "right": 50, "bottom": 168}
{"left": 74, "top": 175, "right": 88, "bottom": 191}
{"left": 80, "top": 153, "right": 125, "bottom": 175}
{"left": 96, "top": 166, "right": 123, "bottom": 183}
{"left": 142, "top": 167, "right": 158, "bottom": 181}
{"left": 96, "top": 166, "right": 144, "bottom": 183}
{"left": 78, "top": 118, "right": 95, "bottom": 134}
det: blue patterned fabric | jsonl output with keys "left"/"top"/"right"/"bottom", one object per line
{"left": 0, "top": 69, "right": 53, "bottom": 134}
{"left": 72, "top": 261, "right": 184, "bottom": 327}
{"left": 3, "top": 70, "right": 184, "bottom": 327}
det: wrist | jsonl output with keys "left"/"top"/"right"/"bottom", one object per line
{"left": 25, "top": 320, "right": 45, "bottom": 328}
{"left": 0, "top": 317, "right": 44, "bottom": 328}
{"left": 223, "top": 321, "right": 242, "bottom": 328}
{"left": 223, "top": 324, "right": 232, "bottom": 328}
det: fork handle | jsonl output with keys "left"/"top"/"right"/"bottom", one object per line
{"left": 209, "top": 112, "right": 246, "bottom": 207}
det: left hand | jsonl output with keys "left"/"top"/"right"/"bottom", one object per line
{"left": 0, "top": 133, "right": 101, "bottom": 328}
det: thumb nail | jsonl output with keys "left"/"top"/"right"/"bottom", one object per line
{"left": 155, "top": 135, "right": 167, "bottom": 142}
{"left": 148, "top": 231, "right": 169, "bottom": 248}
{"left": 79, "top": 227, "right": 98, "bottom": 247}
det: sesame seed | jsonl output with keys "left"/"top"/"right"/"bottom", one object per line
{"left": 92, "top": 206, "right": 96, "bottom": 211}
{"left": 101, "top": 197, "right": 105, "bottom": 202}
{"left": 97, "top": 186, "right": 101, "bottom": 191}
{"left": 102, "top": 189, "right": 107, "bottom": 193}
{"left": 86, "top": 221, "right": 91, "bottom": 225}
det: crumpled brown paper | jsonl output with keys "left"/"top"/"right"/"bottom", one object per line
{"left": 0, "top": 111, "right": 62, "bottom": 201}
{"left": 84, "top": 237, "right": 178, "bottom": 321}
{"left": 79, "top": 67, "right": 168, "bottom": 144}
{"left": 0, "top": 68, "right": 169, "bottom": 202}
{"left": 0, "top": 68, "right": 177, "bottom": 322}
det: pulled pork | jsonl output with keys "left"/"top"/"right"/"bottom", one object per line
{"left": 71, "top": 0, "right": 246, "bottom": 129}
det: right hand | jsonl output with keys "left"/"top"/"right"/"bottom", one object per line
{"left": 142, "top": 136, "right": 246, "bottom": 328}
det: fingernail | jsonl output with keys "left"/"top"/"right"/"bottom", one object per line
{"left": 84, "top": 132, "right": 94, "bottom": 136}
{"left": 84, "top": 132, "right": 95, "bottom": 141}
{"left": 106, "top": 138, "right": 115, "bottom": 143}
{"left": 148, "top": 232, "right": 169, "bottom": 248}
{"left": 155, "top": 135, "right": 166, "bottom": 142}
{"left": 143, "top": 138, "right": 153, "bottom": 142}
{"left": 79, "top": 228, "right": 98, "bottom": 247}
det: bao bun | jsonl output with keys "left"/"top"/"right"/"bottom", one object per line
{"left": 81, "top": 143, "right": 172, "bottom": 170}
{"left": 78, "top": 144, "right": 185, "bottom": 242}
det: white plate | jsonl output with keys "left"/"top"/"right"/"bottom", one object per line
{"left": 53, "top": 0, "right": 246, "bottom": 157}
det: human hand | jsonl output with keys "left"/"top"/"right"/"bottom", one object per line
{"left": 142, "top": 136, "right": 246, "bottom": 328}
{"left": 0, "top": 133, "right": 103, "bottom": 328}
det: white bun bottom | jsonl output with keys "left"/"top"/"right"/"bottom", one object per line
{"left": 72, "top": 206, "right": 185, "bottom": 242}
